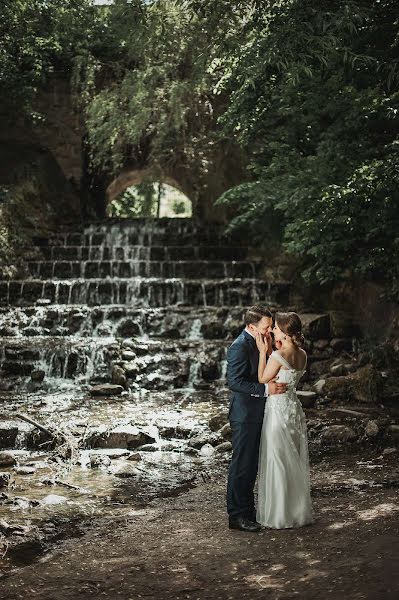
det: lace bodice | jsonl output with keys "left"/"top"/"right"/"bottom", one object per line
{"left": 268, "top": 350, "right": 307, "bottom": 401}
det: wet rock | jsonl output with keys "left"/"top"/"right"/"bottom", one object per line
{"left": 89, "top": 383, "right": 124, "bottom": 396}
{"left": 387, "top": 424, "right": 399, "bottom": 439}
{"left": 116, "top": 319, "right": 141, "bottom": 338}
{"left": 42, "top": 494, "right": 67, "bottom": 505}
{"left": 330, "top": 338, "right": 353, "bottom": 352}
{"left": 313, "top": 379, "right": 326, "bottom": 394}
{"left": 223, "top": 315, "right": 243, "bottom": 338}
{"left": 200, "top": 357, "right": 220, "bottom": 381}
{"left": 127, "top": 452, "right": 142, "bottom": 461}
{"left": 31, "top": 369, "right": 45, "bottom": 382}
{"left": 208, "top": 411, "right": 228, "bottom": 432}
{"left": 87, "top": 425, "right": 156, "bottom": 449}
{"left": 200, "top": 320, "right": 227, "bottom": 339}
{"left": 322, "top": 365, "right": 382, "bottom": 404}
{"left": 383, "top": 447, "right": 397, "bottom": 457}
{"left": 111, "top": 365, "right": 127, "bottom": 388}
{"left": 310, "top": 359, "right": 333, "bottom": 378}
{"left": 330, "top": 364, "right": 348, "bottom": 376}
{"left": 214, "top": 441, "right": 232, "bottom": 453}
{"left": 127, "top": 452, "right": 142, "bottom": 462}
{"left": 301, "top": 313, "right": 330, "bottom": 340}
{"left": 90, "top": 454, "right": 111, "bottom": 468}
{"left": 365, "top": 420, "right": 379, "bottom": 438}
{"left": 199, "top": 443, "right": 215, "bottom": 457}
{"left": 297, "top": 391, "right": 317, "bottom": 408}
{"left": 14, "top": 465, "right": 37, "bottom": 475}
{"left": 329, "top": 311, "right": 357, "bottom": 338}
{"left": 320, "top": 425, "right": 357, "bottom": 444}
{"left": 219, "top": 423, "right": 232, "bottom": 440}
{"left": 322, "top": 376, "right": 351, "bottom": 401}
{"left": 351, "top": 365, "right": 382, "bottom": 403}
{"left": 157, "top": 314, "right": 184, "bottom": 339}
{"left": 0, "top": 473, "right": 11, "bottom": 487}
{"left": 0, "top": 519, "right": 32, "bottom": 535}
{"left": 188, "top": 431, "right": 221, "bottom": 449}
{"left": 122, "top": 361, "right": 139, "bottom": 378}
{"left": 0, "top": 424, "right": 19, "bottom": 449}
{"left": 314, "top": 339, "right": 330, "bottom": 351}
{"left": 114, "top": 465, "right": 140, "bottom": 478}
{"left": 122, "top": 350, "right": 136, "bottom": 361}
{"left": 0, "top": 452, "right": 17, "bottom": 467}
{"left": 0, "top": 326, "right": 17, "bottom": 336}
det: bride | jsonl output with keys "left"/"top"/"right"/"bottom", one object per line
{"left": 255, "top": 311, "right": 315, "bottom": 529}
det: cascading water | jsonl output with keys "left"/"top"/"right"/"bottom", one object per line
{"left": 0, "top": 218, "right": 290, "bottom": 391}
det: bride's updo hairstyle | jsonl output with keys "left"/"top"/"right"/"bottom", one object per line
{"left": 275, "top": 312, "right": 305, "bottom": 347}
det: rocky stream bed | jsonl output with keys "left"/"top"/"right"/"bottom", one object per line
{"left": 0, "top": 219, "right": 398, "bottom": 597}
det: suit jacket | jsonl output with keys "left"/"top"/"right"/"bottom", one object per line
{"left": 226, "top": 330, "right": 266, "bottom": 423}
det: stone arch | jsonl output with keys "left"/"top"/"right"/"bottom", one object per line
{"left": 106, "top": 168, "right": 193, "bottom": 205}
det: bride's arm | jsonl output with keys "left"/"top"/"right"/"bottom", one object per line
{"left": 259, "top": 356, "right": 280, "bottom": 384}
{"left": 255, "top": 333, "right": 281, "bottom": 383}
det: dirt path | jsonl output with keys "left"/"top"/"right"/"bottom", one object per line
{"left": 1, "top": 453, "right": 399, "bottom": 600}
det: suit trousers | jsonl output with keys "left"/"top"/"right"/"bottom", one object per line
{"left": 226, "top": 420, "right": 263, "bottom": 519}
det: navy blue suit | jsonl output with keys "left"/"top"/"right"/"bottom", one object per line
{"left": 226, "top": 330, "right": 267, "bottom": 519}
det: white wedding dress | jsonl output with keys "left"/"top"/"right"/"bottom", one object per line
{"left": 256, "top": 351, "right": 315, "bottom": 528}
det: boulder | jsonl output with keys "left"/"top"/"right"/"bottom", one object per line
{"left": 313, "top": 379, "right": 326, "bottom": 395}
{"left": 113, "top": 463, "right": 140, "bottom": 478}
{"left": 188, "top": 431, "right": 221, "bottom": 449}
{"left": 208, "top": 411, "right": 228, "bottom": 432}
{"left": 322, "top": 365, "right": 382, "bottom": 404}
{"left": 14, "top": 465, "right": 36, "bottom": 475}
{"left": 330, "top": 364, "right": 348, "bottom": 376}
{"left": 320, "top": 425, "right": 357, "bottom": 444}
{"left": 111, "top": 365, "right": 127, "bottom": 388}
{"left": 0, "top": 424, "right": 19, "bottom": 449}
{"left": 301, "top": 313, "right": 331, "bottom": 340}
{"left": 121, "top": 350, "right": 136, "bottom": 361}
{"left": 314, "top": 339, "right": 330, "bottom": 351}
{"left": 214, "top": 441, "right": 232, "bottom": 453}
{"left": 89, "top": 384, "right": 124, "bottom": 397}
{"left": 330, "top": 338, "right": 353, "bottom": 352}
{"left": 387, "top": 424, "right": 399, "bottom": 439}
{"left": 329, "top": 311, "right": 358, "bottom": 338}
{"left": 310, "top": 359, "right": 333, "bottom": 379}
{"left": 116, "top": 319, "right": 141, "bottom": 338}
{"left": 199, "top": 443, "right": 215, "bottom": 457}
{"left": 365, "top": 420, "right": 379, "bottom": 438}
{"left": 200, "top": 357, "right": 220, "bottom": 382}
{"left": 322, "top": 375, "right": 352, "bottom": 401}
{"left": 297, "top": 391, "right": 317, "bottom": 408}
{"left": 351, "top": 365, "right": 382, "bottom": 403}
{"left": 200, "top": 321, "right": 227, "bottom": 340}
{"left": 219, "top": 423, "right": 232, "bottom": 440}
{"left": 0, "top": 452, "right": 17, "bottom": 467}
{"left": 31, "top": 369, "right": 45, "bottom": 382}
{"left": 122, "top": 361, "right": 139, "bottom": 378}
{"left": 0, "top": 472, "right": 11, "bottom": 487}
{"left": 87, "top": 425, "right": 156, "bottom": 449}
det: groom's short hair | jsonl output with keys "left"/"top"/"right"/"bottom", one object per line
{"left": 244, "top": 305, "right": 272, "bottom": 326}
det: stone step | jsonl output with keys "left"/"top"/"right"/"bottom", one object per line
{"left": 26, "top": 260, "right": 263, "bottom": 280}
{"left": 0, "top": 278, "right": 290, "bottom": 307}
{"left": 34, "top": 229, "right": 245, "bottom": 248}
{"left": 0, "top": 305, "right": 273, "bottom": 339}
{"left": 0, "top": 307, "right": 331, "bottom": 341}
{"left": 0, "top": 337, "right": 228, "bottom": 390}
{"left": 30, "top": 245, "right": 249, "bottom": 261}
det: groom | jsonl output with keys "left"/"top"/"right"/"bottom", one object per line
{"left": 226, "top": 305, "right": 287, "bottom": 532}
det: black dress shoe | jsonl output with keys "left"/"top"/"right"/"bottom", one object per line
{"left": 229, "top": 516, "right": 262, "bottom": 532}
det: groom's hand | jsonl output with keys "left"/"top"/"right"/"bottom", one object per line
{"left": 268, "top": 378, "right": 288, "bottom": 395}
